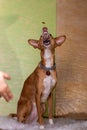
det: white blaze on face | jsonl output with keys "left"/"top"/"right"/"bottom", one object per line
{"left": 44, "top": 48, "right": 51, "bottom": 67}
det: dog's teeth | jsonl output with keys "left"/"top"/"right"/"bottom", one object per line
{"left": 49, "top": 119, "right": 54, "bottom": 125}
{"left": 40, "top": 125, "right": 45, "bottom": 129}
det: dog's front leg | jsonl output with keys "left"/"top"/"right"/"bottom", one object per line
{"left": 48, "top": 92, "right": 54, "bottom": 125}
{"left": 35, "top": 93, "right": 44, "bottom": 129}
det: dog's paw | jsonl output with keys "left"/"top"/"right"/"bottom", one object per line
{"left": 40, "top": 125, "right": 45, "bottom": 129}
{"left": 49, "top": 119, "right": 54, "bottom": 125}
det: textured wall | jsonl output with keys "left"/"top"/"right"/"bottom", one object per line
{"left": 56, "top": 0, "right": 87, "bottom": 119}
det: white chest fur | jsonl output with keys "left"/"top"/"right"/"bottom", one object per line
{"left": 44, "top": 48, "right": 52, "bottom": 67}
{"left": 41, "top": 47, "right": 56, "bottom": 102}
{"left": 41, "top": 75, "right": 56, "bottom": 103}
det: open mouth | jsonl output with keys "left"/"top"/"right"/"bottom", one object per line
{"left": 43, "top": 39, "right": 50, "bottom": 46}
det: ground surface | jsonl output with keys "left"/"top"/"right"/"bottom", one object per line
{"left": 0, "top": 116, "right": 87, "bottom": 130}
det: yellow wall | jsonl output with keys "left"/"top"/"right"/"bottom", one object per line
{"left": 0, "top": 0, "right": 56, "bottom": 115}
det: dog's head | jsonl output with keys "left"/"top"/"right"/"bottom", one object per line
{"left": 28, "top": 27, "right": 66, "bottom": 50}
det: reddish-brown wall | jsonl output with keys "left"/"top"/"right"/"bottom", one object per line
{"left": 56, "top": 0, "right": 87, "bottom": 118}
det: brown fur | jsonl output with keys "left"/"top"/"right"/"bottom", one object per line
{"left": 10, "top": 29, "right": 66, "bottom": 128}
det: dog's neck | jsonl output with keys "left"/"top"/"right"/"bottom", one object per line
{"left": 40, "top": 47, "right": 56, "bottom": 71}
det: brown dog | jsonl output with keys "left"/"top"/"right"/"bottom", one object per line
{"left": 10, "top": 27, "right": 66, "bottom": 129}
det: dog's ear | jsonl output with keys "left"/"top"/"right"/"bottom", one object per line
{"left": 54, "top": 35, "right": 66, "bottom": 48}
{"left": 28, "top": 39, "right": 39, "bottom": 49}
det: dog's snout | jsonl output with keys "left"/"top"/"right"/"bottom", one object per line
{"left": 42, "top": 27, "right": 49, "bottom": 38}
{"left": 42, "top": 27, "right": 48, "bottom": 33}
{"left": 42, "top": 27, "right": 51, "bottom": 46}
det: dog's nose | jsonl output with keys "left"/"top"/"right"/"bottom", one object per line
{"left": 42, "top": 27, "right": 48, "bottom": 33}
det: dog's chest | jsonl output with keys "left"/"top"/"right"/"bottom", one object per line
{"left": 41, "top": 75, "right": 56, "bottom": 103}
